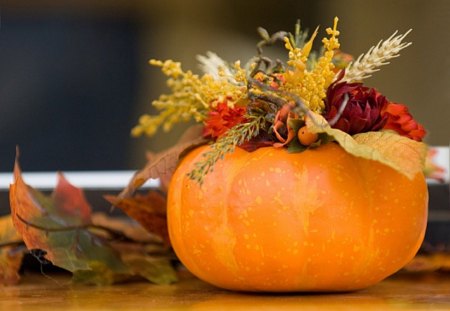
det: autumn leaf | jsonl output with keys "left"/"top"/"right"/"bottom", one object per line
{"left": 404, "top": 253, "right": 450, "bottom": 273}
{"left": 9, "top": 155, "right": 178, "bottom": 285}
{"left": 306, "top": 112, "right": 427, "bottom": 179}
{"left": 71, "top": 261, "right": 127, "bottom": 285}
{"left": 121, "top": 255, "right": 178, "bottom": 284}
{"left": 120, "top": 125, "right": 207, "bottom": 197}
{"left": 91, "top": 212, "right": 161, "bottom": 244}
{"left": 105, "top": 191, "right": 170, "bottom": 246}
{"left": 9, "top": 159, "right": 129, "bottom": 283}
{"left": 82, "top": 213, "right": 178, "bottom": 285}
{"left": 0, "top": 215, "right": 26, "bottom": 285}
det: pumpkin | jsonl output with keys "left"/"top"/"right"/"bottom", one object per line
{"left": 167, "top": 142, "right": 428, "bottom": 292}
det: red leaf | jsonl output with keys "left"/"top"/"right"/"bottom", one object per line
{"left": 10, "top": 159, "right": 52, "bottom": 256}
{"left": 53, "top": 173, "right": 91, "bottom": 224}
{"left": 105, "top": 191, "right": 170, "bottom": 246}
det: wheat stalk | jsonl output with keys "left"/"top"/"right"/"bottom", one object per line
{"left": 343, "top": 30, "right": 412, "bottom": 82}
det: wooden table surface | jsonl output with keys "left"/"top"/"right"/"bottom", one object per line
{"left": 1, "top": 272, "right": 449, "bottom": 310}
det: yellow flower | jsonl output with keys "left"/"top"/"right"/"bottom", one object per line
{"left": 132, "top": 59, "right": 247, "bottom": 137}
{"left": 281, "top": 17, "right": 340, "bottom": 113}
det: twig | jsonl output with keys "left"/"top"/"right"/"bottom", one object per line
{"left": 248, "top": 77, "right": 321, "bottom": 127}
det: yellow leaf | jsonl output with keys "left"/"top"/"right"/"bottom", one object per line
{"left": 301, "top": 26, "right": 319, "bottom": 60}
{"left": 306, "top": 112, "right": 427, "bottom": 180}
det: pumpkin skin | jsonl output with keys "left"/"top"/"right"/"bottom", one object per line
{"left": 167, "top": 143, "right": 428, "bottom": 292}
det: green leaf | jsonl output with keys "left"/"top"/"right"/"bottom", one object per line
{"left": 306, "top": 112, "right": 427, "bottom": 179}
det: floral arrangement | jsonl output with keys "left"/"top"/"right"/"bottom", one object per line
{"left": 1, "top": 18, "right": 433, "bottom": 288}
{"left": 132, "top": 17, "right": 427, "bottom": 184}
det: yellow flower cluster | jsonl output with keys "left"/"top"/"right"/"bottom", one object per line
{"left": 282, "top": 17, "right": 340, "bottom": 113}
{"left": 132, "top": 59, "right": 247, "bottom": 137}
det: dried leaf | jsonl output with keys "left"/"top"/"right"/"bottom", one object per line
{"left": 71, "top": 261, "right": 126, "bottom": 285}
{"left": 404, "top": 253, "right": 450, "bottom": 273}
{"left": 53, "top": 172, "right": 91, "bottom": 224}
{"left": 239, "top": 132, "right": 275, "bottom": 152}
{"left": 120, "top": 125, "right": 207, "bottom": 197}
{"left": 105, "top": 191, "right": 170, "bottom": 246}
{"left": 9, "top": 159, "right": 128, "bottom": 279}
{"left": 306, "top": 112, "right": 427, "bottom": 179}
{"left": 273, "top": 104, "right": 298, "bottom": 148}
{"left": 122, "top": 255, "right": 178, "bottom": 284}
{"left": 0, "top": 215, "right": 25, "bottom": 285}
{"left": 91, "top": 212, "right": 161, "bottom": 244}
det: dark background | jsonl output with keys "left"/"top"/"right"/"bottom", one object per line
{"left": 0, "top": 0, "right": 449, "bottom": 172}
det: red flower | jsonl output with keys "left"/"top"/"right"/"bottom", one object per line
{"left": 324, "top": 82, "right": 388, "bottom": 135}
{"left": 203, "top": 100, "right": 247, "bottom": 139}
{"left": 381, "top": 103, "right": 426, "bottom": 141}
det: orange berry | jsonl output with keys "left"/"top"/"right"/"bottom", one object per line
{"left": 297, "top": 126, "right": 318, "bottom": 146}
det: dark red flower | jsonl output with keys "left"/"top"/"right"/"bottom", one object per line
{"left": 324, "top": 82, "right": 388, "bottom": 135}
{"left": 203, "top": 99, "right": 247, "bottom": 139}
{"left": 381, "top": 103, "right": 426, "bottom": 141}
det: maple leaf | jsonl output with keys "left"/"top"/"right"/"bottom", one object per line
{"left": 83, "top": 213, "right": 177, "bottom": 284}
{"left": 9, "top": 159, "right": 129, "bottom": 283}
{"left": 105, "top": 191, "right": 170, "bottom": 246}
{"left": 120, "top": 125, "right": 207, "bottom": 197}
{"left": 9, "top": 154, "right": 178, "bottom": 285}
{"left": 0, "top": 215, "right": 26, "bottom": 285}
{"left": 90, "top": 212, "right": 161, "bottom": 244}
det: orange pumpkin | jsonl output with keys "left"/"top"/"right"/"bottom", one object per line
{"left": 167, "top": 143, "right": 428, "bottom": 292}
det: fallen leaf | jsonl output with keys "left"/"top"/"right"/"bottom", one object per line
{"left": 105, "top": 191, "right": 170, "bottom": 246}
{"left": 404, "top": 253, "right": 450, "bottom": 273}
{"left": 121, "top": 255, "right": 177, "bottom": 284}
{"left": 53, "top": 172, "right": 91, "bottom": 224}
{"left": 306, "top": 112, "right": 427, "bottom": 180}
{"left": 9, "top": 154, "right": 178, "bottom": 286}
{"left": 71, "top": 261, "right": 126, "bottom": 285}
{"left": 120, "top": 125, "right": 207, "bottom": 197}
{"left": 90, "top": 212, "right": 161, "bottom": 244}
{"left": 9, "top": 159, "right": 128, "bottom": 282}
{"left": 0, "top": 215, "right": 26, "bottom": 285}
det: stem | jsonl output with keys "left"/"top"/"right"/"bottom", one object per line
{"left": 15, "top": 214, "right": 163, "bottom": 246}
